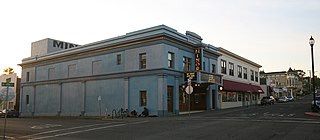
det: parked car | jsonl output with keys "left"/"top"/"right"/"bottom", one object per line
{"left": 261, "top": 96, "right": 275, "bottom": 105}
{"left": 278, "top": 96, "right": 288, "bottom": 103}
{"left": 287, "top": 96, "right": 294, "bottom": 102}
{"left": 311, "top": 96, "right": 320, "bottom": 112}
{"left": 0, "top": 109, "right": 19, "bottom": 118}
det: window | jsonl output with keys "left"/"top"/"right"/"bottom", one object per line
{"left": 140, "top": 90, "right": 147, "bottom": 106}
{"left": 250, "top": 70, "right": 254, "bottom": 81}
{"left": 183, "top": 57, "right": 191, "bottom": 71}
{"left": 243, "top": 67, "right": 248, "bottom": 79}
{"left": 26, "top": 95, "right": 29, "bottom": 105}
{"left": 238, "top": 65, "right": 242, "bottom": 78}
{"left": 229, "top": 62, "right": 234, "bottom": 76}
{"left": 68, "top": 64, "right": 76, "bottom": 77}
{"left": 255, "top": 71, "right": 259, "bottom": 82}
{"left": 203, "top": 62, "right": 206, "bottom": 71}
{"left": 222, "top": 92, "right": 237, "bottom": 102}
{"left": 221, "top": 60, "right": 226, "bottom": 74}
{"left": 139, "top": 53, "right": 146, "bottom": 69}
{"left": 238, "top": 93, "right": 242, "bottom": 101}
{"left": 48, "top": 68, "right": 55, "bottom": 80}
{"left": 26, "top": 72, "right": 30, "bottom": 82}
{"left": 168, "top": 52, "right": 174, "bottom": 68}
{"left": 212, "top": 64, "right": 216, "bottom": 73}
{"left": 92, "top": 60, "right": 102, "bottom": 75}
{"left": 117, "top": 54, "right": 121, "bottom": 65}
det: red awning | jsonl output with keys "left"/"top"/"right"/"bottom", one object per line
{"left": 223, "top": 80, "right": 263, "bottom": 93}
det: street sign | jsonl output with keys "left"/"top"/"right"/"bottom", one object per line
{"left": 1, "top": 82, "right": 14, "bottom": 87}
{"left": 185, "top": 85, "right": 193, "bottom": 94}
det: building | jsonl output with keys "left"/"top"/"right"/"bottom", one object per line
{"left": 217, "top": 47, "right": 263, "bottom": 109}
{"left": 260, "top": 68, "right": 305, "bottom": 98}
{"left": 19, "top": 25, "right": 223, "bottom": 117}
{"left": 0, "top": 73, "right": 21, "bottom": 111}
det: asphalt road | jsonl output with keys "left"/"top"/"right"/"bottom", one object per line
{"left": 0, "top": 94, "right": 319, "bottom": 140}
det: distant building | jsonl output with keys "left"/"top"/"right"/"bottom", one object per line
{"left": 260, "top": 68, "right": 305, "bottom": 98}
{"left": 19, "top": 25, "right": 223, "bottom": 117}
{"left": 0, "top": 73, "right": 21, "bottom": 111}
{"left": 217, "top": 47, "right": 263, "bottom": 109}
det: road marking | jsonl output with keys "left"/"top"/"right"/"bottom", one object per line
{"left": 191, "top": 117, "right": 320, "bottom": 124}
{"left": 31, "top": 124, "right": 62, "bottom": 129}
{"left": 20, "top": 122, "right": 118, "bottom": 139}
{"left": 21, "top": 121, "right": 148, "bottom": 140}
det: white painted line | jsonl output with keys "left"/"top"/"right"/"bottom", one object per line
{"left": 33, "top": 124, "right": 127, "bottom": 140}
{"left": 20, "top": 122, "right": 118, "bottom": 139}
{"left": 23, "top": 121, "right": 148, "bottom": 140}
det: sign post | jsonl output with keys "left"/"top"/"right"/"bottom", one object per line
{"left": 185, "top": 79, "right": 193, "bottom": 116}
{"left": 1, "top": 79, "right": 14, "bottom": 139}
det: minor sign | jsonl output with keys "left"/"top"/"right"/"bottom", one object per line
{"left": 184, "top": 72, "right": 197, "bottom": 81}
{"left": 1, "top": 82, "right": 14, "bottom": 87}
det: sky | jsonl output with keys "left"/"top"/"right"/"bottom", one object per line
{"left": 1, "top": 0, "right": 320, "bottom": 77}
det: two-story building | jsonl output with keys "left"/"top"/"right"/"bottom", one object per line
{"left": 217, "top": 48, "right": 263, "bottom": 109}
{"left": 19, "top": 25, "right": 223, "bottom": 117}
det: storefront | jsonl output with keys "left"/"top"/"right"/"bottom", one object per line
{"left": 219, "top": 79, "right": 263, "bottom": 109}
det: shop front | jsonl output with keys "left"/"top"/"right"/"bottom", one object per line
{"left": 219, "top": 79, "right": 263, "bottom": 109}
{"left": 179, "top": 72, "right": 222, "bottom": 112}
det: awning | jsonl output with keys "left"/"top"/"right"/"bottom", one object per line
{"left": 223, "top": 80, "right": 264, "bottom": 93}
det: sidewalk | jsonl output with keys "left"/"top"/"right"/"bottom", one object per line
{"left": 304, "top": 112, "right": 320, "bottom": 117}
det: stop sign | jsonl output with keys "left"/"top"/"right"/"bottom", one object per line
{"left": 185, "top": 86, "right": 193, "bottom": 94}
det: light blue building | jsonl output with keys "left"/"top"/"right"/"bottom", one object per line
{"left": 19, "top": 25, "right": 222, "bottom": 117}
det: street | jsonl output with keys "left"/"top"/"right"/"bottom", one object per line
{"left": 1, "top": 94, "right": 320, "bottom": 140}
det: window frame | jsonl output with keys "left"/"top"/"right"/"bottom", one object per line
{"left": 139, "top": 53, "right": 147, "bottom": 69}
{"left": 183, "top": 56, "right": 191, "bottom": 71}
{"left": 229, "top": 62, "right": 234, "bottom": 76}
{"left": 168, "top": 52, "right": 174, "bottom": 68}
{"left": 140, "top": 90, "right": 147, "bottom": 106}
{"left": 237, "top": 65, "right": 242, "bottom": 78}
{"left": 221, "top": 60, "right": 227, "bottom": 74}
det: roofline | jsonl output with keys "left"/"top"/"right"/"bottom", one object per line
{"left": 218, "top": 47, "right": 262, "bottom": 68}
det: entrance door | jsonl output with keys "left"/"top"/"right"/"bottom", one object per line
{"left": 212, "top": 90, "right": 216, "bottom": 109}
{"left": 167, "top": 86, "right": 174, "bottom": 113}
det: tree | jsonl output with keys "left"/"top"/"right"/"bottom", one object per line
{"left": 2, "top": 67, "right": 14, "bottom": 75}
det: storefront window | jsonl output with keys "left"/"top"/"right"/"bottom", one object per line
{"left": 238, "top": 93, "right": 242, "bottom": 101}
{"left": 222, "top": 92, "right": 237, "bottom": 102}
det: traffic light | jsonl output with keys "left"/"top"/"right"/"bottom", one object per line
{"left": 218, "top": 85, "right": 224, "bottom": 91}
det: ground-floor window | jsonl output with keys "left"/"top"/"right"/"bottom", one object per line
{"left": 238, "top": 93, "right": 242, "bottom": 101}
{"left": 222, "top": 91, "right": 237, "bottom": 102}
{"left": 140, "top": 90, "right": 147, "bottom": 106}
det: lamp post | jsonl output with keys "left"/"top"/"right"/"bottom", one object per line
{"left": 309, "top": 36, "right": 316, "bottom": 111}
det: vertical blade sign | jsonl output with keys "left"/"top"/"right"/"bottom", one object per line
{"left": 195, "top": 48, "right": 201, "bottom": 71}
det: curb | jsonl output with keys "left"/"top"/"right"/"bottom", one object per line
{"left": 304, "top": 112, "right": 320, "bottom": 117}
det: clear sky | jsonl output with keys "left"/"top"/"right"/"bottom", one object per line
{"left": 1, "top": 0, "right": 320, "bottom": 77}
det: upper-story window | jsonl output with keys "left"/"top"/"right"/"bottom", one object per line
{"left": 212, "top": 64, "right": 216, "bottom": 73}
{"left": 255, "top": 71, "right": 259, "bottom": 82}
{"left": 238, "top": 65, "right": 242, "bottom": 78}
{"left": 26, "top": 72, "right": 30, "bottom": 82}
{"left": 139, "top": 53, "right": 146, "bottom": 69}
{"left": 229, "top": 62, "right": 234, "bottom": 76}
{"left": 117, "top": 54, "right": 122, "bottom": 65}
{"left": 250, "top": 70, "right": 254, "bottom": 81}
{"left": 183, "top": 56, "right": 191, "bottom": 71}
{"left": 221, "top": 60, "right": 227, "bottom": 74}
{"left": 243, "top": 67, "right": 248, "bottom": 79}
{"left": 203, "top": 62, "right": 206, "bottom": 71}
{"left": 168, "top": 52, "right": 174, "bottom": 68}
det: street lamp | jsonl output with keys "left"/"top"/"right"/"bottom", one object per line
{"left": 309, "top": 36, "right": 316, "bottom": 111}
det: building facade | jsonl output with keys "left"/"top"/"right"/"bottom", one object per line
{"left": 0, "top": 73, "right": 21, "bottom": 111}
{"left": 19, "top": 25, "right": 222, "bottom": 117}
{"left": 260, "top": 68, "right": 305, "bottom": 98}
{"left": 217, "top": 48, "right": 263, "bottom": 109}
